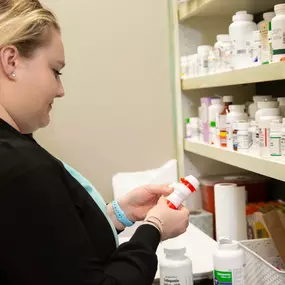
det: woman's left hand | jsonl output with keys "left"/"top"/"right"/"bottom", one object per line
{"left": 118, "top": 184, "right": 173, "bottom": 222}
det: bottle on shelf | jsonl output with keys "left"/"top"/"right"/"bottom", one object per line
{"left": 219, "top": 96, "right": 233, "bottom": 148}
{"left": 272, "top": 4, "right": 285, "bottom": 62}
{"left": 226, "top": 105, "right": 248, "bottom": 150}
{"left": 233, "top": 121, "right": 250, "bottom": 152}
{"left": 248, "top": 95, "right": 272, "bottom": 120}
{"left": 258, "top": 12, "right": 275, "bottom": 64}
{"left": 214, "top": 34, "right": 233, "bottom": 73}
{"left": 229, "top": 11, "right": 257, "bottom": 69}
{"left": 209, "top": 98, "right": 224, "bottom": 146}
{"left": 270, "top": 122, "right": 283, "bottom": 157}
{"left": 250, "top": 30, "right": 262, "bottom": 66}
{"left": 197, "top": 45, "right": 212, "bottom": 76}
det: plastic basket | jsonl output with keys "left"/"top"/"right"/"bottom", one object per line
{"left": 240, "top": 238, "right": 285, "bottom": 285}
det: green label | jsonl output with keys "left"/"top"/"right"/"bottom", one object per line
{"left": 214, "top": 270, "right": 232, "bottom": 284}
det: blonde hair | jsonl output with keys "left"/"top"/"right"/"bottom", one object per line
{"left": 0, "top": 0, "right": 60, "bottom": 57}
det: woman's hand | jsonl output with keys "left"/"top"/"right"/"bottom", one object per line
{"left": 117, "top": 184, "right": 173, "bottom": 223}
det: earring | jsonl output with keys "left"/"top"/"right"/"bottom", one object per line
{"left": 11, "top": 72, "right": 16, "bottom": 77}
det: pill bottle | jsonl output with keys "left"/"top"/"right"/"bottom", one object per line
{"left": 167, "top": 175, "right": 200, "bottom": 210}
{"left": 160, "top": 245, "right": 193, "bottom": 285}
{"left": 272, "top": 4, "right": 285, "bottom": 62}
{"left": 248, "top": 95, "right": 272, "bottom": 120}
{"left": 258, "top": 12, "right": 275, "bottom": 64}
{"left": 197, "top": 45, "right": 211, "bottom": 76}
{"left": 270, "top": 122, "right": 283, "bottom": 157}
{"left": 213, "top": 238, "right": 245, "bottom": 285}
{"left": 219, "top": 96, "right": 234, "bottom": 147}
{"left": 233, "top": 121, "right": 250, "bottom": 152}
{"left": 185, "top": 118, "right": 191, "bottom": 138}
{"left": 250, "top": 30, "right": 262, "bottom": 66}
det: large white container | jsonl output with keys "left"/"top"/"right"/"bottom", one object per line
{"left": 255, "top": 101, "right": 280, "bottom": 122}
{"left": 213, "top": 238, "right": 245, "bottom": 285}
{"left": 272, "top": 4, "right": 285, "bottom": 62}
{"left": 226, "top": 105, "right": 248, "bottom": 149}
{"left": 248, "top": 95, "right": 272, "bottom": 119}
{"left": 160, "top": 246, "right": 193, "bottom": 285}
{"left": 229, "top": 11, "right": 257, "bottom": 69}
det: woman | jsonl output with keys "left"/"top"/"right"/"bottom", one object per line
{"left": 0, "top": 1, "right": 190, "bottom": 284}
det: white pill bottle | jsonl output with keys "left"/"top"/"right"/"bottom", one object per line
{"left": 160, "top": 246, "right": 193, "bottom": 285}
{"left": 213, "top": 238, "right": 245, "bottom": 285}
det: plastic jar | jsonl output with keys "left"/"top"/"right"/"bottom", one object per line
{"left": 180, "top": 56, "right": 188, "bottom": 79}
{"left": 229, "top": 11, "right": 257, "bottom": 69}
{"left": 190, "top": 117, "right": 200, "bottom": 140}
{"left": 219, "top": 96, "right": 234, "bottom": 147}
{"left": 278, "top": 97, "right": 285, "bottom": 117}
{"left": 258, "top": 12, "right": 275, "bottom": 64}
{"left": 167, "top": 175, "right": 200, "bottom": 210}
{"left": 272, "top": 4, "right": 285, "bottom": 62}
{"left": 281, "top": 124, "right": 285, "bottom": 157}
{"left": 255, "top": 101, "right": 280, "bottom": 122}
{"left": 248, "top": 95, "right": 272, "bottom": 119}
{"left": 214, "top": 34, "right": 233, "bottom": 72}
{"left": 226, "top": 105, "right": 248, "bottom": 149}
{"left": 185, "top": 118, "right": 191, "bottom": 138}
{"left": 160, "top": 246, "right": 193, "bottom": 285}
{"left": 197, "top": 45, "right": 211, "bottom": 76}
{"left": 250, "top": 30, "right": 262, "bottom": 65}
{"left": 213, "top": 238, "right": 245, "bottom": 285}
{"left": 259, "top": 115, "right": 282, "bottom": 157}
{"left": 233, "top": 121, "right": 250, "bottom": 152}
{"left": 270, "top": 122, "right": 283, "bottom": 157}
{"left": 248, "top": 120, "right": 257, "bottom": 153}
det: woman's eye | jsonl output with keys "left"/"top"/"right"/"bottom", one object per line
{"left": 53, "top": 69, "right": 62, "bottom": 78}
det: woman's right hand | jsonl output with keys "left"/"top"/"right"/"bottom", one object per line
{"left": 144, "top": 197, "right": 190, "bottom": 241}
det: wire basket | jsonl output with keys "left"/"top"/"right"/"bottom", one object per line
{"left": 240, "top": 238, "right": 285, "bottom": 285}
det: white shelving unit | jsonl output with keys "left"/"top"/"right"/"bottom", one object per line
{"left": 171, "top": 0, "right": 285, "bottom": 183}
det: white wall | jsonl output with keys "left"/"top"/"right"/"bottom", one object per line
{"left": 36, "top": 0, "right": 175, "bottom": 201}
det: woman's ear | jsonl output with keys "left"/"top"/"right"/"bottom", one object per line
{"left": 0, "top": 45, "right": 20, "bottom": 80}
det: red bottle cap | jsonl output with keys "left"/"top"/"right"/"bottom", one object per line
{"left": 180, "top": 177, "right": 197, "bottom": 193}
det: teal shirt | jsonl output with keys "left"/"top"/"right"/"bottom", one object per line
{"left": 62, "top": 162, "right": 119, "bottom": 247}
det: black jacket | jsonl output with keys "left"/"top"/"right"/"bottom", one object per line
{"left": 0, "top": 119, "right": 160, "bottom": 285}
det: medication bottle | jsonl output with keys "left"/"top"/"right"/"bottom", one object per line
{"left": 281, "top": 123, "right": 285, "bottom": 157}
{"left": 167, "top": 175, "right": 200, "bottom": 210}
{"left": 213, "top": 238, "right": 245, "bottom": 285}
{"left": 258, "top": 12, "right": 275, "bottom": 64}
{"left": 197, "top": 45, "right": 211, "bottom": 76}
{"left": 160, "top": 246, "right": 193, "bottom": 285}
{"left": 201, "top": 97, "right": 211, "bottom": 144}
{"left": 219, "top": 96, "right": 233, "bottom": 148}
{"left": 270, "top": 122, "right": 283, "bottom": 157}
{"left": 233, "top": 121, "right": 250, "bottom": 152}
{"left": 250, "top": 30, "right": 262, "bottom": 65}
{"left": 278, "top": 97, "right": 285, "bottom": 117}
{"left": 180, "top": 56, "right": 188, "bottom": 79}
{"left": 248, "top": 95, "right": 272, "bottom": 120}
{"left": 272, "top": 4, "right": 285, "bottom": 62}
{"left": 226, "top": 105, "right": 248, "bottom": 150}
{"left": 210, "top": 121, "right": 219, "bottom": 145}
{"left": 214, "top": 34, "right": 233, "bottom": 72}
{"left": 248, "top": 120, "right": 258, "bottom": 153}
{"left": 209, "top": 98, "right": 224, "bottom": 142}
{"left": 229, "top": 11, "right": 257, "bottom": 69}
{"left": 185, "top": 118, "right": 191, "bottom": 138}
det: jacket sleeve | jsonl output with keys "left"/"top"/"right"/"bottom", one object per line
{"left": 0, "top": 163, "right": 160, "bottom": 285}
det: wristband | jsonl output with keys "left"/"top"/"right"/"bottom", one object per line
{"left": 111, "top": 200, "right": 134, "bottom": 227}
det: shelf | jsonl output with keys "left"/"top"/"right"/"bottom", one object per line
{"left": 178, "top": 0, "right": 282, "bottom": 22}
{"left": 182, "top": 62, "right": 285, "bottom": 90}
{"left": 185, "top": 139, "right": 285, "bottom": 182}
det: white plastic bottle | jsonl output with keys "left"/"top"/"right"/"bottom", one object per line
{"left": 278, "top": 97, "right": 285, "bottom": 117}
{"left": 249, "top": 120, "right": 258, "bottom": 153}
{"left": 258, "top": 12, "right": 275, "bottom": 64}
{"left": 270, "top": 122, "right": 283, "bottom": 157}
{"left": 185, "top": 118, "right": 191, "bottom": 138}
{"left": 197, "top": 45, "right": 211, "bottom": 76}
{"left": 229, "top": 11, "right": 257, "bottom": 69}
{"left": 226, "top": 105, "right": 248, "bottom": 149}
{"left": 272, "top": 4, "right": 285, "bottom": 62}
{"left": 209, "top": 98, "right": 224, "bottom": 143}
{"left": 214, "top": 34, "right": 233, "bottom": 72}
{"left": 180, "top": 56, "right": 188, "bottom": 79}
{"left": 160, "top": 246, "right": 193, "bottom": 285}
{"left": 248, "top": 95, "right": 272, "bottom": 120}
{"left": 213, "top": 238, "right": 245, "bottom": 285}
{"left": 167, "top": 175, "right": 200, "bottom": 210}
{"left": 233, "top": 121, "right": 250, "bottom": 152}
{"left": 250, "top": 30, "right": 261, "bottom": 66}
{"left": 255, "top": 100, "right": 280, "bottom": 122}
{"left": 259, "top": 116, "right": 282, "bottom": 157}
